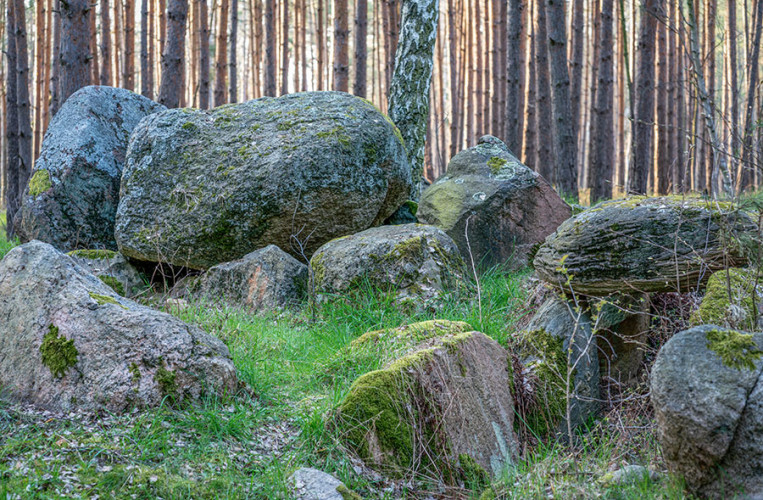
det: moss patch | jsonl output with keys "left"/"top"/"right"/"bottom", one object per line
{"left": 129, "top": 362, "right": 142, "bottom": 382}
{"left": 28, "top": 170, "right": 52, "bottom": 197}
{"left": 335, "top": 484, "right": 362, "bottom": 500}
{"left": 154, "top": 366, "right": 177, "bottom": 398}
{"left": 706, "top": 328, "right": 763, "bottom": 371}
{"left": 88, "top": 292, "right": 128, "bottom": 309}
{"left": 691, "top": 268, "right": 762, "bottom": 330}
{"left": 459, "top": 453, "right": 490, "bottom": 489}
{"left": 40, "top": 325, "right": 78, "bottom": 379}
{"left": 98, "top": 276, "right": 125, "bottom": 296}
{"left": 487, "top": 157, "right": 508, "bottom": 174}
{"left": 67, "top": 249, "right": 118, "bottom": 260}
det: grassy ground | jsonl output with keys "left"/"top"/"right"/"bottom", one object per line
{"left": 0, "top": 244, "right": 686, "bottom": 498}
{"left": 0, "top": 211, "right": 19, "bottom": 260}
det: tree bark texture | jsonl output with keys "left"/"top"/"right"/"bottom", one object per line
{"left": 158, "top": 0, "right": 189, "bottom": 108}
{"left": 59, "top": 0, "right": 91, "bottom": 106}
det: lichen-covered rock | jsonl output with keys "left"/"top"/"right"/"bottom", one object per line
{"left": 418, "top": 135, "right": 571, "bottom": 268}
{"left": 337, "top": 329, "right": 519, "bottom": 480}
{"left": 198, "top": 245, "right": 308, "bottom": 311}
{"left": 310, "top": 224, "right": 464, "bottom": 305}
{"left": 15, "top": 86, "right": 165, "bottom": 251}
{"left": 534, "top": 196, "right": 757, "bottom": 295}
{"left": 651, "top": 325, "right": 763, "bottom": 498}
{"left": 518, "top": 296, "right": 600, "bottom": 437}
{"left": 0, "top": 241, "right": 238, "bottom": 412}
{"left": 115, "top": 91, "right": 411, "bottom": 269}
{"left": 691, "top": 268, "right": 763, "bottom": 331}
{"left": 67, "top": 249, "right": 147, "bottom": 298}
{"left": 289, "top": 468, "right": 360, "bottom": 500}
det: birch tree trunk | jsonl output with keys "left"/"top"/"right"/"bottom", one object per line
{"left": 158, "top": 0, "right": 189, "bottom": 107}
{"left": 387, "top": 0, "right": 439, "bottom": 201}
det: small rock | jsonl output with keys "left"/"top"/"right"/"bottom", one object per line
{"left": 599, "top": 465, "right": 659, "bottom": 486}
{"left": 288, "top": 468, "right": 359, "bottom": 500}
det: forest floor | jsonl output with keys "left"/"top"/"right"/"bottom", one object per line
{"left": 0, "top": 214, "right": 688, "bottom": 499}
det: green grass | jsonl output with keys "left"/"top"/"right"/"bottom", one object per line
{"left": 0, "top": 266, "right": 685, "bottom": 499}
{"left": 0, "top": 211, "right": 19, "bottom": 260}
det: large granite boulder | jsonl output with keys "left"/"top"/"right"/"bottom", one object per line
{"left": 310, "top": 224, "right": 464, "bottom": 305}
{"left": 337, "top": 328, "right": 519, "bottom": 480}
{"left": 518, "top": 296, "right": 600, "bottom": 437}
{"left": 115, "top": 92, "right": 411, "bottom": 269}
{"left": 651, "top": 325, "right": 763, "bottom": 498}
{"left": 67, "top": 249, "right": 147, "bottom": 298}
{"left": 15, "top": 86, "right": 165, "bottom": 251}
{"left": 198, "top": 245, "right": 308, "bottom": 311}
{"left": 534, "top": 196, "right": 757, "bottom": 295}
{"left": 418, "top": 135, "right": 571, "bottom": 268}
{"left": 0, "top": 241, "right": 238, "bottom": 412}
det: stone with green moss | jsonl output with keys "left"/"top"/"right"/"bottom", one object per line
{"left": 691, "top": 268, "right": 763, "bottom": 331}
{"left": 534, "top": 196, "right": 758, "bottom": 295}
{"left": 418, "top": 135, "right": 571, "bottom": 268}
{"left": 40, "top": 325, "right": 78, "bottom": 378}
{"left": 68, "top": 249, "right": 147, "bottom": 298}
{"left": 15, "top": 86, "right": 165, "bottom": 252}
{"left": 115, "top": 91, "right": 411, "bottom": 270}
{"left": 337, "top": 330, "right": 519, "bottom": 481}
{"left": 651, "top": 325, "right": 763, "bottom": 497}
{"left": 309, "top": 224, "right": 465, "bottom": 307}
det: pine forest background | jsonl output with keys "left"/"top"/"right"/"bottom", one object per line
{"left": 2, "top": 0, "right": 763, "bottom": 211}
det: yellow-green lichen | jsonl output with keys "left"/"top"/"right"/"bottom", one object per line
{"left": 28, "top": 170, "right": 52, "bottom": 197}
{"left": 706, "top": 328, "right": 763, "bottom": 371}
{"left": 129, "top": 362, "right": 142, "bottom": 382}
{"left": 88, "top": 292, "right": 128, "bottom": 309}
{"left": 335, "top": 485, "right": 362, "bottom": 500}
{"left": 67, "top": 249, "right": 118, "bottom": 260}
{"left": 98, "top": 276, "right": 125, "bottom": 296}
{"left": 40, "top": 325, "right": 78, "bottom": 379}
{"left": 487, "top": 157, "right": 508, "bottom": 174}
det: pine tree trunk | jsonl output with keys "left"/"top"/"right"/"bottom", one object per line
{"left": 628, "top": 0, "right": 660, "bottom": 195}
{"left": 280, "top": 0, "right": 289, "bottom": 94}
{"left": 229, "top": 0, "right": 238, "bottom": 101}
{"left": 5, "top": 0, "right": 19, "bottom": 237}
{"left": 49, "top": 0, "right": 62, "bottom": 116}
{"left": 59, "top": 0, "right": 91, "bottom": 105}
{"left": 546, "top": 0, "right": 578, "bottom": 196}
{"left": 333, "top": 0, "right": 349, "bottom": 91}
{"left": 523, "top": 8, "right": 538, "bottom": 169}
{"left": 740, "top": 0, "right": 763, "bottom": 190}
{"left": 34, "top": 0, "right": 47, "bottom": 159}
{"left": 655, "top": 2, "right": 669, "bottom": 194}
{"left": 214, "top": 0, "right": 229, "bottom": 105}
{"left": 141, "top": 0, "right": 152, "bottom": 97}
{"left": 148, "top": 0, "right": 155, "bottom": 96}
{"left": 12, "top": 0, "right": 31, "bottom": 204}
{"left": 535, "top": 0, "right": 554, "bottom": 183}
{"left": 727, "top": 0, "right": 740, "bottom": 190}
{"left": 124, "top": 0, "right": 135, "bottom": 90}
{"left": 199, "top": 0, "right": 210, "bottom": 108}
{"left": 158, "top": 0, "right": 189, "bottom": 107}
{"left": 570, "top": 0, "right": 585, "bottom": 153}
{"left": 448, "top": 3, "right": 460, "bottom": 157}
{"left": 89, "top": 4, "right": 99, "bottom": 83}
{"left": 589, "top": 0, "right": 614, "bottom": 202}
{"left": 316, "top": 0, "right": 325, "bottom": 90}
{"left": 387, "top": 0, "right": 439, "bottom": 200}
{"left": 354, "top": 0, "right": 368, "bottom": 96}
{"left": 100, "top": 0, "right": 112, "bottom": 85}
{"left": 264, "top": 0, "right": 276, "bottom": 95}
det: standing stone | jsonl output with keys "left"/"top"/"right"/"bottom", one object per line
{"left": 198, "top": 245, "right": 308, "bottom": 311}
{"left": 15, "top": 86, "right": 165, "bottom": 251}
{"left": 115, "top": 92, "right": 411, "bottom": 269}
{"left": 0, "top": 241, "right": 238, "bottom": 412}
{"left": 419, "top": 136, "right": 571, "bottom": 268}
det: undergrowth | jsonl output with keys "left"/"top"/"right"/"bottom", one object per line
{"left": 0, "top": 211, "right": 19, "bottom": 260}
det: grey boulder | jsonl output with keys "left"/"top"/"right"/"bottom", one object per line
{"left": 310, "top": 223, "right": 464, "bottom": 305}
{"left": 198, "top": 245, "right": 308, "bottom": 311}
{"left": 418, "top": 135, "right": 571, "bottom": 268}
{"left": 288, "top": 468, "right": 359, "bottom": 500}
{"left": 15, "top": 86, "right": 165, "bottom": 251}
{"left": 651, "top": 325, "right": 763, "bottom": 498}
{"left": 67, "top": 249, "right": 147, "bottom": 298}
{"left": 0, "top": 241, "right": 238, "bottom": 412}
{"left": 115, "top": 91, "right": 411, "bottom": 269}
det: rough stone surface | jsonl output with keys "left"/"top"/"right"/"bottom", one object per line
{"left": 115, "top": 92, "right": 411, "bottom": 269}
{"left": 418, "top": 135, "right": 571, "bottom": 268}
{"left": 0, "top": 241, "right": 238, "bottom": 412}
{"left": 289, "top": 468, "right": 357, "bottom": 500}
{"left": 15, "top": 86, "right": 165, "bottom": 251}
{"left": 67, "top": 249, "right": 147, "bottom": 298}
{"left": 519, "top": 296, "right": 600, "bottom": 437}
{"left": 198, "top": 245, "right": 308, "bottom": 311}
{"left": 310, "top": 223, "right": 464, "bottom": 305}
{"left": 534, "top": 196, "right": 757, "bottom": 295}
{"left": 337, "top": 329, "right": 519, "bottom": 480}
{"left": 691, "top": 268, "right": 763, "bottom": 331}
{"left": 651, "top": 325, "right": 763, "bottom": 498}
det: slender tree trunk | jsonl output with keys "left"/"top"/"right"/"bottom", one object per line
{"left": 628, "top": 0, "right": 660, "bottom": 194}
{"left": 546, "top": 0, "right": 578, "bottom": 196}
{"left": 5, "top": 0, "right": 18, "bottom": 237}
{"left": 124, "top": 0, "right": 135, "bottom": 90}
{"left": 316, "top": 0, "right": 325, "bottom": 90}
{"left": 333, "top": 0, "right": 349, "bottom": 91}
{"left": 281, "top": 0, "right": 289, "bottom": 94}
{"left": 506, "top": 0, "right": 523, "bottom": 153}
{"left": 740, "top": 0, "right": 763, "bottom": 190}
{"left": 199, "top": 0, "right": 210, "bottom": 108}
{"left": 728, "top": 0, "right": 739, "bottom": 187}
{"left": 448, "top": 2, "right": 460, "bottom": 157}
{"left": 589, "top": 0, "right": 615, "bottom": 202}
{"left": 141, "top": 0, "right": 151, "bottom": 97}
{"left": 387, "top": 0, "right": 439, "bottom": 201}
{"left": 43, "top": 0, "right": 54, "bottom": 128}
{"left": 264, "top": 0, "right": 276, "bottom": 95}
{"left": 148, "top": 0, "right": 155, "bottom": 96}
{"left": 570, "top": 0, "right": 585, "bottom": 155}
{"left": 354, "top": 0, "right": 368, "bottom": 96}
{"left": 214, "top": 0, "right": 229, "bottom": 104}
{"left": 12, "top": 0, "right": 31, "bottom": 203}
{"left": 34, "top": 0, "right": 47, "bottom": 159}
{"left": 59, "top": 0, "right": 91, "bottom": 104}
{"left": 49, "top": 0, "right": 62, "bottom": 116}
{"left": 524, "top": 6, "right": 538, "bottom": 169}
{"left": 229, "top": 0, "right": 238, "bottom": 101}
{"left": 158, "top": 0, "right": 189, "bottom": 107}
{"left": 656, "top": 1, "right": 669, "bottom": 193}
{"left": 89, "top": 3, "right": 99, "bottom": 83}
{"left": 535, "top": 0, "right": 555, "bottom": 183}
{"left": 100, "top": 0, "right": 112, "bottom": 85}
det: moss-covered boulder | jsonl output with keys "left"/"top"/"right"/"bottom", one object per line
{"left": 517, "top": 296, "right": 600, "bottom": 437}
{"left": 534, "top": 196, "right": 757, "bottom": 295}
{"left": 198, "top": 245, "right": 308, "bottom": 311}
{"left": 0, "top": 241, "right": 238, "bottom": 412}
{"left": 15, "top": 86, "right": 165, "bottom": 252}
{"left": 651, "top": 325, "right": 763, "bottom": 498}
{"left": 115, "top": 91, "right": 411, "bottom": 270}
{"left": 418, "top": 135, "right": 571, "bottom": 268}
{"left": 337, "top": 329, "right": 519, "bottom": 480}
{"left": 67, "top": 249, "right": 147, "bottom": 298}
{"left": 690, "top": 268, "right": 763, "bottom": 331}
{"left": 310, "top": 224, "right": 464, "bottom": 305}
